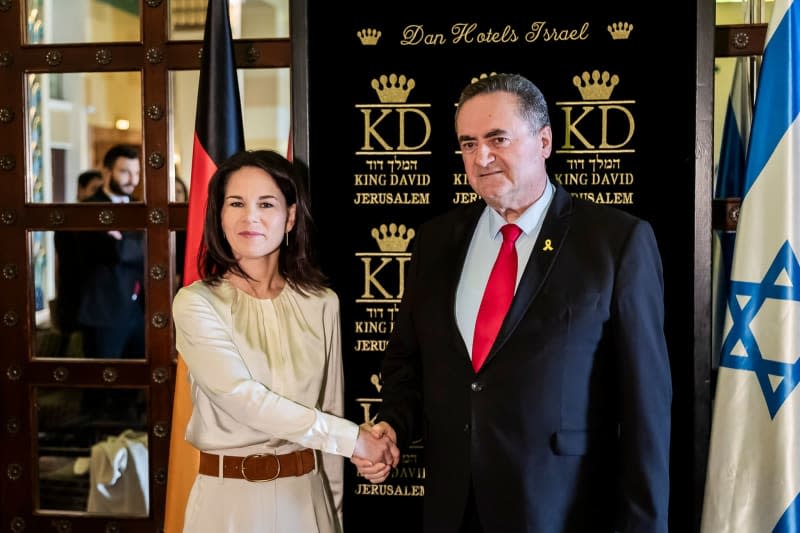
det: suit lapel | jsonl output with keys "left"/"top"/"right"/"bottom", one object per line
{"left": 483, "top": 184, "right": 573, "bottom": 368}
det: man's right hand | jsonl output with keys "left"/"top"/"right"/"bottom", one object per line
{"left": 351, "top": 422, "right": 400, "bottom": 483}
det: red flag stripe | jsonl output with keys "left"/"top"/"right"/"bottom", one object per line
{"left": 165, "top": 1, "right": 245, "bottom": 531}
{"left": 182, "top": 135, "right": 217, "bottom": 286}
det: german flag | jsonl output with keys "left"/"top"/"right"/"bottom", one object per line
{"left": 164, "top": 1, "right": 244, "bottom": 530}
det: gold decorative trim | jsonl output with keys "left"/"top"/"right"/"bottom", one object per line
{"left": 5, "top": 364, "right": 21, "bottom": 381}
{"left": 146, "top": 47, "right": 164, "bottom": 64}
{"left": 2, "top": 264, "right": 18, "bottom": 279}
{"left": 146, "top": 104, "right": 163, "bottom": 120}
{"left": 151, "top": 312, "right": 168, "bottom": 328}
{"left": 149, "top": 208, "right": 165, "bottom": 224}
{"left": 247, "top": 45, "right": 260, "bottom": 64}
{"left": 102, "top": 367, "right": 118, "bottom": 383}
{"left": 98, "top": 209, "right": 114, "bottom": 225}
{"left": 49, "top": 209, "right": 64, "bottom": 225}
{"left": 95, "top": 48, "right": 112, "bottom": 65}
{"left": 152, "top": 367, "right": 169, "bottom": 383}
{"left": 9, "top": 516, "right": 25, "bottom": 533}
{"left": 153, "top": 422, "right": 168, "bottom": 438}
{"left": 0, "top": 209, "right": 16, "bottom": 224}
{"left": 52, "top": 366, "right": 69, "bottom": 382}
{"left": 0, "top": 51, "right": 13, "bottom": 67}
{"left": 148, "top": 151, "right": 164, "bottom": 169}
{"left": 0, "top": 154, "right": 15, "bottom": 170}
{"left": 733, "top": 31, "right": 750, "bottom": 49}
{"left": 6, "top": 463, "right": 22, "bottom": 481}
{"left": 150, "top": 264, "right": 167, "bottom": 281}
{"left": 0, "top": 107, "right": 14, "bottom": 123}
{"left": 45, "top": 49, "right": 62, "bottom": 66}
{"left": 2, "top": 310, "right": 18, "bottom": 326}
{"left": 5, "top": 417, "right": 19, "bottom": 434}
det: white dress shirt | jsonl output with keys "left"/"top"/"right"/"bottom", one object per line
{"left": 455, "top": 181, "right": 555, "bottom": 359}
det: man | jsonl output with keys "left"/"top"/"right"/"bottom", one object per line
{"left": 77, "top": 169, "right": 103, "bottom": 201}
{"left": 53, "top": 169, "right": 104, "bottom": 353}
{"left": 75, "top": 144, "right": 146, "bottom": 358}
{"left": 354, "top": 74, "right": 672, "bottom": 532}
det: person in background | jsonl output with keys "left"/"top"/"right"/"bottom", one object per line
{"left": 175, "top": 175, "right": 188, "bottom": 203}
{"left": 75, "top": 144, "right": 146, "bottom": 358}
{"left": 174, "top": 176, "right": 188, "bottom": 288}
{"left": 171, "top": 149, "right": 398, "bottom": 533}
{"left": 77, "top": 169, "right": 103, "bottom": 201}
{"left": 52, "top": 169, "right": 103, "bottom": 353}
{"left": 354, "top": 73, "right": 672, "bottom": 533}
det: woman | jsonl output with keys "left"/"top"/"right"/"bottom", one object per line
{"left": 172, "top": 150, "right": 396, "bottom": 533}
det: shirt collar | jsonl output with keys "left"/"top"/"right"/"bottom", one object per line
{"left": 103, "top": 187, "right": 130, "bottom": 203}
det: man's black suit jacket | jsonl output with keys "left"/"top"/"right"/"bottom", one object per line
{"left": 74, "top": 190, "right": 145, "bottom": 329}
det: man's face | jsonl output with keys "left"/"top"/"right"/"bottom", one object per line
{"left": 106, "top": 157, "right": 141, "bottom": 197}
{"left": 456, "top": 91, "right": 551, "bottom": 215}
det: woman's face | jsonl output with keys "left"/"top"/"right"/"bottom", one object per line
{"left": 220, "top": 165, "right": 296, "bottom": 265}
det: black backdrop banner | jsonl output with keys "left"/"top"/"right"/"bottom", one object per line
{"left": 307, "top": 2, "right": 699, "bottom": 531}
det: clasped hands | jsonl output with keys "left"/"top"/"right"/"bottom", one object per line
{"left": 350, "top": 421, "right": 399, "bottom": 484}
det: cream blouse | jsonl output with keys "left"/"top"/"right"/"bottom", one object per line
{"left": 172, "top": 279, "right": 359, "bottom": 502}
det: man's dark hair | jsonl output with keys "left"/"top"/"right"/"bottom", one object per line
{"left": 102, "top": 144, "right": 139, "bottom": 170}
{"left": 78, "top": 170, "right": 102, "bottom": 188}
{"left": 455, "top": 73, "right": 551, "bottom": 133}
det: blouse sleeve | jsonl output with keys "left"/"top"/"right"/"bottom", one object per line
{"left": 318, "top": 292, "right": 347, "bottom": 521}
{"left": 173, "top": 286, "right": 358, "bottom": 457}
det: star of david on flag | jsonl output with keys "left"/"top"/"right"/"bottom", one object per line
{"left": 701, "top": 0, "right": 800, "bottom": 531}
{"left": 721, "top": 240, "right": 800, "bottom": 419}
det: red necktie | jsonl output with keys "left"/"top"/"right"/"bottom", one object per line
{"left": 472, "top": 223, "right": 522, "bottom": 372}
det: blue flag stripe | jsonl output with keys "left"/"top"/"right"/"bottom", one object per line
{"left": 716, "top": 97, "right": 748, "bottom": 198}
{"left": 775, "top": 492, "right": 800, "bottom": 532}
{"left": 744, "top": 1, "right": 800, "bottom": 195}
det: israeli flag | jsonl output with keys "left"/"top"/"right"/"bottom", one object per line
{"left": 702, "top": 1, "right": 800, "bottom": 531}
{"left": 712, "top": 55, "right": 753, "bottom": 369}
{"left": 715, "top": 56, "right": 752, "bottom": 199}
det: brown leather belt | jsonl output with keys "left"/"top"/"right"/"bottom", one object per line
{"left": 198, "top": 448, "right": 315, "bottom": 482}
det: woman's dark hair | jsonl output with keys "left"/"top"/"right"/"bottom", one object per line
{"left": 199, "top": 149, "right": 327, "bottom": 294}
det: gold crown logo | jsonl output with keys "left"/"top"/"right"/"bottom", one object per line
{"left": 357, "top": 28, "right": 382, "bottom": 45}
{"left": 572, "top": 70, "right": 619, "bottom": 100}
{"left": 470, "top": 71, "right": 498, "bottom": 84}
{"left": 371, "top": 223, "right": 415, "bottom": 252}
{"left": 371, "top": 74, "right": 415, "bottom": 103}
{"left": 607, "top": 21, "right": 633, "bottom": 40}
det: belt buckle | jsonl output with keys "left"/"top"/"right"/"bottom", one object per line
{"left": 241, "top": 453, "right": 280, "bottom": 482}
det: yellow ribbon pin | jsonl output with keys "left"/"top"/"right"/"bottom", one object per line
{"left": 542, "top": 239, "right": 554, "bottom": 251}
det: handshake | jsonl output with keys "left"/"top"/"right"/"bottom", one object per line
{"left": 350, "top": 422, "right": 400, "bottom": 484}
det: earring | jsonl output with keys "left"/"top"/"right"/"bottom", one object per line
{"left": 285, "top": 231, "right": 289, "bottom": 246}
